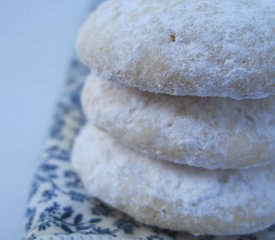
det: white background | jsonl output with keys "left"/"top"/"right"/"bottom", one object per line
{"left": 0, "top": 1, "right": 103, "bottom": 239}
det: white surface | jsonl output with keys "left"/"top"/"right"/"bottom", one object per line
{"left": 0, "top": 1, "right": 102, "bottom": 239}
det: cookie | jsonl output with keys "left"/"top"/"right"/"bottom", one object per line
{"left": 72, "top": 124, "right": 275, "bottom": 235}
{"left": 77, "top": 0, "right": 275, "bottom": 99}
{"left": 82, "top": 75, "right": 275, "bottom": 169}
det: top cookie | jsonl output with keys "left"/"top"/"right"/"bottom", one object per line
{"left": 77, "top": 0, "right": 275, "bottom": 99}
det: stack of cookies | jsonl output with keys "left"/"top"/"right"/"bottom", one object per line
{"left": 72, "top": 0, "right": 275, "bottom": 236}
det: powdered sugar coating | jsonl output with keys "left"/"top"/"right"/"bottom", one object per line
{"left": 77, "top": 0, "right": 275, "bottom": 99}
{"left": 72, "top": 124, "right": 275, "bottom": 235}
{"left": 82, "top": 75, "right": 275, "bottom": 169}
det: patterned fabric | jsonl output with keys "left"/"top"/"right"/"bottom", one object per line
{"left": 23, "top": 60, "right": 275, "bottom": 240}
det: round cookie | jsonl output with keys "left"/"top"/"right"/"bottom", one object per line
{"left": 82, "top": 75, "right": 275, "bottom": 169}
{"left": 72, "top": 124, "right": 275, "bottom": 236}
{"left": 77, "top": 0, "right": 275, "bottom": 99}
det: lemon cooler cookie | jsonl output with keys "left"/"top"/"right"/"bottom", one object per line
{"left": 82, "top": 75, "right": 275, "bottom": 169}
{"left": 72, "top": 124, "right": 275, "bottom": 236}
{"left": 77, "top": 0, "right": 275, "bottom": 99}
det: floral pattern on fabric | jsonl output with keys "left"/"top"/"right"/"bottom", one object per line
{"left": 23, "top": 60, "right": 275, "bottom": 240}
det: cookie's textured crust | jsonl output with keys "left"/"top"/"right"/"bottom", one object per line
{"left": 77, "top": 0, "right": 275, "bottom": 99}
{"left": 82, "top": 75, "right": 275, "bottom": 169}
{"left": 72, "top": 124, "right": 275, "bottom": 235}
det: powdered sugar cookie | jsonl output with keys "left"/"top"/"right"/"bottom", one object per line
{"left": 77, "top": 0, "right": 275, "bottom": 99}
{"left": 82, "top": 75, "right": 275, "bottom": 169}
{"left": 72, "top": 124, "right": 275, "bottom": 235}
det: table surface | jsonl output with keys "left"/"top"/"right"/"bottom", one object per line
{"left": 0, "top": 1, "right": 103, "bottom": 238}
